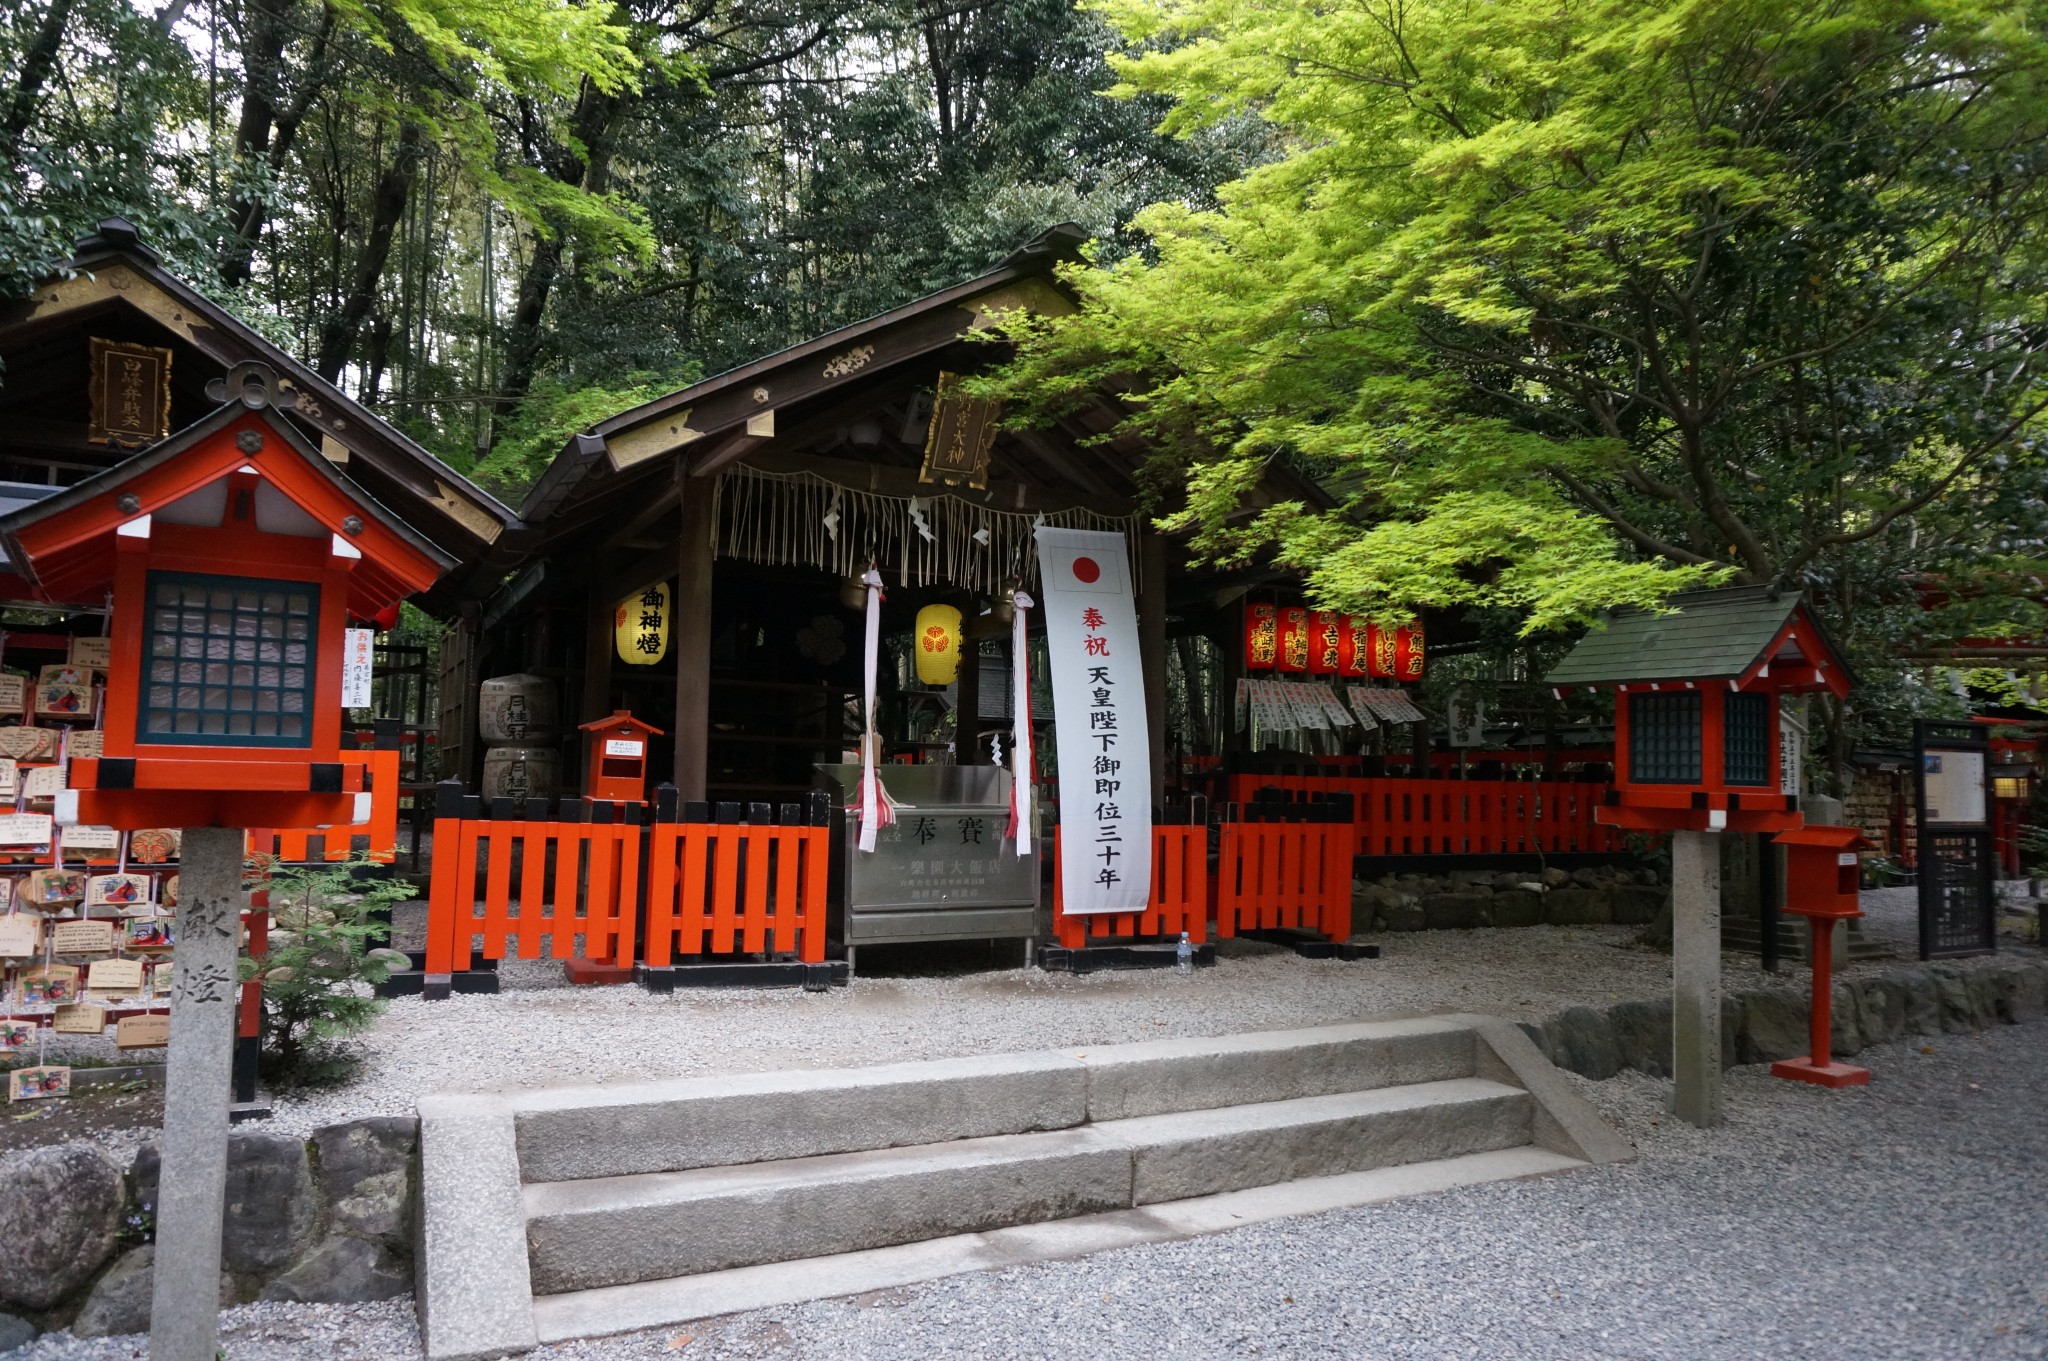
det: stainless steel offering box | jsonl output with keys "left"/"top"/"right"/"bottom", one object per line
{"left": 816, "top": 764, "right": 1038, "bottom": 946}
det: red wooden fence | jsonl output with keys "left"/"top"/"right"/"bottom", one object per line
{"left": 643, "top": 808, "right": 830, "bottom": 965}
{"left": 1213, "top": 812, "right": 1353, "bottom": 941}
{"left": 424, "top": 811, "right": 640, "bottom": 974}
{"left": 249, "top": 747, "right": 403, "bottom": 865}
{"left": 1050, "top": 822, "right": 1208, "bottom": 947}
{"left": 1225, "top": 774, "right": 1623, "bottom": 857}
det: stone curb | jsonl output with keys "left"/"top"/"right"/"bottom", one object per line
{"left": 1518, "top": 955, "right": 2048, "bottom": 1081}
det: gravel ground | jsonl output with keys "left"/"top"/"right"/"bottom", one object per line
{"left": 13, "top": 1020, "right": 2045, "bottom": 1360}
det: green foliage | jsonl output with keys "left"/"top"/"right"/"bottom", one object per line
{"left": 469, "top": 370, "right": 688, "bottom": 500}
{"left": 987, "top": 0, "right": 2048, "bottom": 649}
{"left": 240, "top": 859, "right": 413, "bottom": 1091}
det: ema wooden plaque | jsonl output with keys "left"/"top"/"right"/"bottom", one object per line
{"left": 51, "top": 919, "right": 114, "bottom": 955}
{"left": 51, "top": 1003, "right": 106, "bottom": 1035}
{"left": 115, "top": 1013, "right": 170, "bottom": 1049}
{"left": 86, "top": 957, "right": 145, "bottom": 993}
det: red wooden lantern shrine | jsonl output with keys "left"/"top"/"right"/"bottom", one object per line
{"left": 579, "top": 710, "right": 662, "bottom": 805}
{"left": 1769, "top": 824, "right": 1874, "bottom": 1089}
{"left": 0, "top": 368, "right": 452, "bottom": 830}
{"left": 1544, "top": 586, "right": 1853, "bottom": 834}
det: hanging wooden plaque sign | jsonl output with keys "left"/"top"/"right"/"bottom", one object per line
{"left": 919, "top": 371, "right": 999, "bottom": 490}
{"left": 88, "top": 337, "right": 174, "bottom": 447}
{"left": 115, "top": 1013, "right": 170, "bottom": 1049}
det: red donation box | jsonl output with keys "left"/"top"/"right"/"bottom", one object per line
{"left": 0, "top": 366, "right": 452, "bottom": 829}
{"left": 1769, "top": 824, "right": 1873, "bottom": 1089}
{"left": 580, "top": 710, "right": 661, "bottom": 804}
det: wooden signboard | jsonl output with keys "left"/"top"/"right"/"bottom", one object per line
{"left": 66, "top": 826, "right": 123, "bottom": 856}
{"left": 8, "top": 1066, "right": 70, "bottom": 1101}
{"left": 20, "top": 964, "right": 78, "bottom": 1004}
{"left": 0, "top": 1019, "right": 32, "bottom": 1051}
{"left": 86, "top": 957, "right": 145, "bottom": 993}
{"left": 88, "top": 336, "right": 174, "bottom": 446}
{"left": 51, "top": 1003, "right": 107, "bottom": 1035}
{"left": 21, "top": 764, "right": 66, "bottom": 801}
{"left": 0, "top": 675, "right": 23, "bottom": 716}
{"left": 67, "top": 729, "right": 104, "bottom": 761}
{"left": 0, "top": 812, "right": 54, "bottom": 847}
{"left": 87, "top": 873, "right": 151, "bottom": 908}
{"left": 115, "top": 1013, "right": 171, "bottom": 1050}
{"left": 0, "top": 728, "right": 58, "bottom": 762}
{"left": 25, "top": 868, "right": 86, "bottom": 906}
{"left": 51, "top": 919, "right": 114, "bottom": 955}
{"left": 68, "top": 637, "right": 112, "bottom": 670}
{"left": 0, "top": 914, "right": 40, "bottom": 956}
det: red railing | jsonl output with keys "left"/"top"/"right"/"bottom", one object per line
{"left": 642, "top": 805, "right": 830, "bottom": 965}
{"left": 423, "top": 807, "right": 640, "bottom": 974}
{"left": 1214, "top": 807, "right": 1353, "bottom": 941}
{"left": 1224, "top": 774, "right": 1624, "bottom": 857}
{"left": 249, "top": 746, "right": 403, "bottom": 865}
{"left": 1051, "top": 822, "right": 1209, "bottom": 947}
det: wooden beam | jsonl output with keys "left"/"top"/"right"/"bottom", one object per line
{"left": 744, "top": 447, "right": 1131, "bottom": 517}
{"left": 1140, "top": 526, "right": 1168, "bottom": 804}
{"left": 673, "top": 472, "right": 715, "bottom": 798}
{"left": 580, "top": 575, "right": 615, "bottom": 731}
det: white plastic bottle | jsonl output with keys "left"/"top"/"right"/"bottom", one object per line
{"left": 1176, "top": 930, "right": 1194, "bottom": 976}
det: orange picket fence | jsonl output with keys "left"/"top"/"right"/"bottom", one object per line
{"left": 1225, "top": 774, "right": 1623, "bottom": 858}
{"left": 1214, "top": 802, "right": 1353, "bottom": 942}
{"left": 423, "top": 800, "right": 641, "bottom": 974}
{"left": 248, "top": 746, "right": 403, "bottom": 865}
{"left": 643, "top": 797, "right": 831, "bottom": 965}
{"left": 1050, "top": 818, "right": 1209, "bottom": 947}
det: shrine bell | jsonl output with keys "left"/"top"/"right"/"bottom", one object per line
{"left": 580, "top": 710, "right": 662, "bottom": 804}
{"left": 0, "top": 365, "right": 451, "bottom": 829}
{"left": 1768, "top": 823, "right": 1873, "bottom": 1089}
{"left": 1543, "top": 585, "right": 1854, "bottom": 835}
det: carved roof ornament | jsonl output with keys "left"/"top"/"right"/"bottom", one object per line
{"left": 204, "top": 360, "right": 288, "bottom": 411}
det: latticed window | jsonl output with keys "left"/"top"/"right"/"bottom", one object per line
{"left": 1629, "top": 692, "right": 1701, "bottom": 784}
{"left": 1723, "top": 691, "right": 1770, "bottom": 786}
{"left": 139, "top": 571, "right": 317, "bottom": 746}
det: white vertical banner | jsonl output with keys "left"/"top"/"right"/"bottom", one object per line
{"left": 1035, "top": 527, "right": 1151, "bottom": 914}
{"left": 341, "top": 628, "right": 375, "bottom": 708}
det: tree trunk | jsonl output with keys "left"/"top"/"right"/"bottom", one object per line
{"left": 0, "top": 0, "right": 75, "bottom": 177}
{"left": 315, "top": 121, "right": 423, "bottom": 383}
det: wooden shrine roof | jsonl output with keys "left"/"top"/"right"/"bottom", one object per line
{"left": 477, "top": 224, "right": 1331, "bottom": 607}
{"left": 1545, "top": 584, "right": 1854, "bottom": 689}
{"left": 0, "top": 219, "right": 517, "bottom": 605}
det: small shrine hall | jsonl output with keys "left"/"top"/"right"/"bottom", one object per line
{"left": 437, "top": 224, "right": 1436, "bottom": 814}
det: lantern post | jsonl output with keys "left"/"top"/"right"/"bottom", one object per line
{"left": 0, "top": 368, "right": 450, "bottom": 1356}
{"left": 1543, "top": 586, "right": 1855, "bottom": 1128}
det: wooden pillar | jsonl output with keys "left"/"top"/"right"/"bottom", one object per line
{"left": 1671, "top": 828, "right": 1724, "bottom": 1127}
{"left": 956, "top": 638, "right": 982, "bottom": 763}
{"left": 580, "top": 578, "right": 614, "bottom": 723}
{"left": 672, "top": 470, "right": 715, "bottom": 799}
{"left": 1140, "top": 528, "right": 1168, "bottom": 804}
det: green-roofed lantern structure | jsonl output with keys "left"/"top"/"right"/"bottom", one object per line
{"left": 1545, "top": 585, "right": 1853, "bottom": 835}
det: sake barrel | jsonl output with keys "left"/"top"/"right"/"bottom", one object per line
{"left": 478, "top": 673, "right": 559, "bottom": 746}
{"left": 480, "top": 746, "right": 560, "bottom": 806}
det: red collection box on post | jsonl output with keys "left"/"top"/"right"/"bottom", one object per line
{"left": 1769, "top": 823, "right": 1873, "bottom": 1089}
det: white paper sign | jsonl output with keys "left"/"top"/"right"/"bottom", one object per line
{"left": 1922, "top": 749, "right": 1987, "bottom": 826}
{"left": 342, "top": 628, "right": 375, "bottom": 709}
{"left": 603, "top": 739, "right": 643, "bottom": 758}
{"left": 1035, "top": 528, "right": 1151, "bottom": 914}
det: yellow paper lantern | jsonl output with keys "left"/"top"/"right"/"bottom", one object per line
{"left": 914, "top": 603, "right": 962, "bottom": 686}
{"left": 615, "top": 582, "right": 670, "bottom": 665}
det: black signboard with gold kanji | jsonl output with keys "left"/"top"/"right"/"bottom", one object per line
{"left": 919, "top": 371, "right": 999, "bottom": 490}
{"left": 87, "top": 337, "right": 174, "bottom": 447}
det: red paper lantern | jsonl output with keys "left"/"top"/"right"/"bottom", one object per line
{"left": 1309, "top": 611, "right": 1343, "bottom": 676}
{"left": 1338, "top": 616, "right": 1369, "bottom": 677}
{"left": 1365, "top": 620, "right": 1398, "bottom": 679}
{"left": 1394, "top": 620, "right": 1426, "bottom": 681}
{"left": 1277, "top": 607, "right": 1310, "bottom": 674}
{"left": 1244, "top": 603, "right": 1277, "bottom": 671}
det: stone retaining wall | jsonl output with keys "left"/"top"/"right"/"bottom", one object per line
{"left": 1356, "top": 864, "right": 1669, "bottom": 931}
{"left": 0, "top": 1116, "right": 416, "bottom": 1346}
{"left": 1522, "top": 956, "right": 2048, "bottom": 1080}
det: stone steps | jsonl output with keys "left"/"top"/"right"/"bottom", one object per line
{"left": 416, "top": 1015, "right": 1632, "bottom": 1361}
{"left": 523, "top": 1079, "right": 1534, "bottom": 1294}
